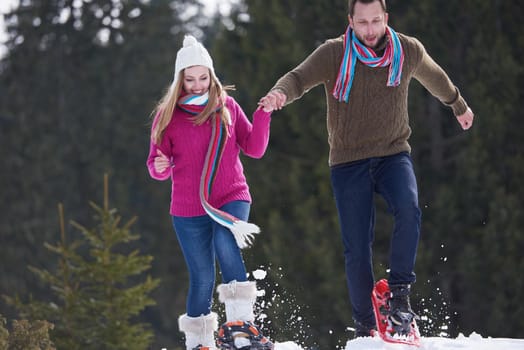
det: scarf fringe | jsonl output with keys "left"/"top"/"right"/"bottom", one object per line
{"left": 230, "top": 221, "right": 261, "bottom": 249}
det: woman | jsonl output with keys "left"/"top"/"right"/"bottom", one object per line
{"left": 147, "top": 35, "right": 274, "bottom": 350}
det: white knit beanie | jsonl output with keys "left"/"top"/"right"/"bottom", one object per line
{"left": 173, "top": 35, "right": 214, "bottom": 87}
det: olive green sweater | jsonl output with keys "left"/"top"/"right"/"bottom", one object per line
{"left": 271, "top": 33, "right": 469, "bottom": 166}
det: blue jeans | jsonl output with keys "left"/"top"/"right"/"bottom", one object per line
{"left": 172, "top": 201, "right": 250, "bottom": 317}
{"left": 330, "top": 152, "right": 421, "bottom": 327}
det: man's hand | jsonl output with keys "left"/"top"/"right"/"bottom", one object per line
{"left": 456, "top": 107, "right": 474, "bottom": 130}
{"left": 258, "top": 90, "right": 287, "bottom": 111}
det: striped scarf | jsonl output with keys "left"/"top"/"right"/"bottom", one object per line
{"left": 333, "top": 25, "right": 404, "bottom": 103}
{"left": 178, "top": 93, "right": 260, "bottom": 249}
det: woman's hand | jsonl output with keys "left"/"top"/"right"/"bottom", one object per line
{"left": 154, "top": 149, "right": 171, "bottom": 173}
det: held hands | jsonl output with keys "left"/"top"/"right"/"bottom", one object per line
{"left": 456, "top": 107, "right": 474, "bottom": 130}
{"left": 258, "top": 90, "right": 287, "bottom": 112}
{"left": 154, "top": 149, "right": 171, "bottom": 173}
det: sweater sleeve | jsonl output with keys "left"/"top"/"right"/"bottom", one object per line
{"left": 270, "top": 39, "right": 338, "bottom": 105}
{"left": 146, "top": 112, "right": 172, "bottom": 181}
{"left": 411, "top": 38, "right": 468, "bottom": 116}
{"left": 229, "top": 98, "right": 272, "bottom": 159}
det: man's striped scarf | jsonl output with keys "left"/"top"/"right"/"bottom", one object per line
{"left": 178, "top": 93, "right": 260, "bottom": 249}
{"left": 333, "top": 25, "right": 404, "bottom": 103}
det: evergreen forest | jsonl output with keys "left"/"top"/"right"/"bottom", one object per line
{"left": 1, "top": 1, "right": 523, "bottom": 349}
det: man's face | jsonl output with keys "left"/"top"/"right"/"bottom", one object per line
{"left": 348, "top": 0, "right": 388, "bottom": 49}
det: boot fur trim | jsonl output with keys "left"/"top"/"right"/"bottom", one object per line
{"left": 178, "top": 312, "right": 218, "bottom": 333}
{"left": 217, "top": 280, "right": 257, "bottom": 303}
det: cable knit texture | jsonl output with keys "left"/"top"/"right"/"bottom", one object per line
{"left": 147, "top": 96, "right": 271, "bottom": 216}
{"left": 271, "top": 32, "right": 468, "bottom": 166}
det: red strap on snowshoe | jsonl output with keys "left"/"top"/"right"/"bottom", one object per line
{"left": 217, "top": 321, "right": 274, "bottom": 350}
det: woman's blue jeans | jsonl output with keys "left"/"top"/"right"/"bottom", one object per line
{"left": 172, "top": 201, "right": 250, "bottom": 317}
{"left": 330, "top": 152, "right": 421, "bottom": 327}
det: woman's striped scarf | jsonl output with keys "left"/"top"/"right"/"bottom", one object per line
{"left": 178, "top": 93, "right": 260, "bottom": 249}
{"left": 332, "top": 25, "right": 404, "bottom": 103}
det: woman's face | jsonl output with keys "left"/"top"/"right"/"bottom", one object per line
{"left": 183, "top": 65, "right": 211, "bottom": 95}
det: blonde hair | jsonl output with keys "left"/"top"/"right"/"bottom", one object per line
{"left": 151, "top": 68, "right": 233, "bottom": 145}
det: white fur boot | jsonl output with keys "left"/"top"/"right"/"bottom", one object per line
{"left": 217, "top": 280, "right": 257, "bottom": 322}
{"left": 178, "top": 312, "right": 218, "bottom": 350}
{"left": 217, "top": 281, "right": 258, "bottom": 349}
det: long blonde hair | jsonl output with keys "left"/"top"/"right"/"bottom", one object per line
{"left": 151, "top": 68, "right": 233, "bottom": 145}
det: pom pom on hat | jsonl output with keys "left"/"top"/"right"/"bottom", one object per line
{"left": 182, "top": 35, "right": 198, "bottom": 47}
{"left": 173, "top": 35, "right": 214, "bottom": 86}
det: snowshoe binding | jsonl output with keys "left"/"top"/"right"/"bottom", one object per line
{"left": 217, "top": 321, "right": 274, "bottom": 350}
{"left": 371, "top": 279, "right": 421, "bottom": 347}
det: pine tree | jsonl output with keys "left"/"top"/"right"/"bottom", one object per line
{"left": 0, "top": 315, "right": 7, "bottom": 349}
{"left": 0, "top": 315, "right": 55, "bottom": 350}
{"left": 4, "top": 175, "right": 160, "bottom": 349}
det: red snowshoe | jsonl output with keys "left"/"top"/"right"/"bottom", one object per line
{"left": 371, "top": 279, "right": 421, "bottom": 347}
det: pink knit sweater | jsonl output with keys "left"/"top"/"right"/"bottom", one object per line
{"left": 147, "top": 96, "right": 271, "bottom": 216}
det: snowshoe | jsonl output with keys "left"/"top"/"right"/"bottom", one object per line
{"left": 217, "top": 321, "right": 274, "bottom": 350}
{"left": 371, "top": 279, "right": 421, "bottom": 347}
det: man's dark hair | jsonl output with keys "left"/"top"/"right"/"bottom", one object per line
{"left": 348, "top": 0, "right": 387, "bottom": 17}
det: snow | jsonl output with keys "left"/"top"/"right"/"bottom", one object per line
{"left": 159, "top": 331, "right": 524, "bottom": 350}
{"left": 2, "top": 1, "right": 520, "bottom": 348}
{"left": 256, "top": 264, "right": 524, "bottom": 350}
{"left": 252, "top": 269, "right": 268, "bottom": 280}
{"left": 273, "top": 333, "right": 524, "bottom": 350}
{"left": 342, "top": 333, "right": 524, "bottom": 350}
{"left": 274, "top": 341, "right": 304, "bottom": 349}
{"left": 162, "top": 267, "right": 524, "bottom": 350}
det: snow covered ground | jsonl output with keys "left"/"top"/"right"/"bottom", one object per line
{"left": 159, "top": 269, "right": 524, "bottom": 350}
{"left": 273, "top": 332, "right": 524, "bottom": 350}
{"left": 251, "top": 268, "right": 524, "bottom": 350}
{"left": 160, "top": 334, "right": 524, "bottom": 350}
{"left": 343, "top": 332, "right": 524, "bottom": 350}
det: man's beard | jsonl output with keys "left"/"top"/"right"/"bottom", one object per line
{"left": 357, "top": 31, "right": 387, "bottom": 50}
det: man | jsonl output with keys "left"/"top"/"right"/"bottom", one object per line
{"left": 260, "top": 0, "right": 474, "bottom": 338}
